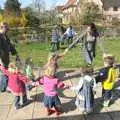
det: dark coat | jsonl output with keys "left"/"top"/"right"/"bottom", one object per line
{"left": 0, "top": 33, "right": 17, "bottom": 68}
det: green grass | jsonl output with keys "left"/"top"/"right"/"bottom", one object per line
{"left": 15, "top": 37, "right": 120, "bottom": 68}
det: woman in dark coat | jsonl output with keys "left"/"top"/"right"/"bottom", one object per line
{"left": 0, "top": 22, "right": 18, "bottom": 68}
{"left": 64, "top": 23, "right": 103, "bottom": 65}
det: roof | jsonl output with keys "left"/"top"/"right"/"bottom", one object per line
{"left": 101, "top": 0, "right": 120, "bottom": 10}
{"left": 62, "top": 0, "right": 77, "bottom": 10}
{"left": 55, "top": 6, "right": 64, "bottom": 13}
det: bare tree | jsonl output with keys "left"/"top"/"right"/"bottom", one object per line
{"left": 33, "top": 0, "right": 45, "bottom": 13}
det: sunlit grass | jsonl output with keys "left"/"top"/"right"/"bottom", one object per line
{"left": 15, "top": 37, "right": 120, "bottom": 68}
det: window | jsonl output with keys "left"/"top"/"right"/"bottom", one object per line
{"left": 113, "top": 6, "right": 118, "bottom": 11}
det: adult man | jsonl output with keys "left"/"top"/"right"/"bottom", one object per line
{"left": 0, "top": 22, "right": 18, "bottom": 68}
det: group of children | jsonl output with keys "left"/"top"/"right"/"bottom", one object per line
{"left": 0, "top": 50, "right": 119, "bottom": 116}
{"left": 51, "top": 25, "right": 76, "bottom": 52}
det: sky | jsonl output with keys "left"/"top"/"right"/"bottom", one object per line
{"left": 0, "top": 0, "right": 66, "bottom": 9}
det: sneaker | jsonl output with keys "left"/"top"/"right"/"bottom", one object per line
{"left": 15, "top": 104, "right": 22, "bottom": 110}
{"left": 103, "top": 100, "right": 110, "bottom": 107}
{"left": 22, "top": 101, "right": 30, "bottom": 107}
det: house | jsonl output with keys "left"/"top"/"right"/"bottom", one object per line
{"left": 61, "top": 0, "right": 79, "bottom": 24}
{"left": 102, "top": 0, "right": 120, "bottom": 20}
{"left": 56, "top": 0, "right": 120, "bottom": 24}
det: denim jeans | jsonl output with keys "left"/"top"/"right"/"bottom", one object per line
{"left": 67, "top": 36, "right": 73, "bottom": 44}
{"left": 14, "top": 94, "right": 27, "bottom": 107}
{"left": 51, "top": 42, "right": 59, "bottom": 52}
{"left": 102, "top": 89, "right": 112, "bottom": 101}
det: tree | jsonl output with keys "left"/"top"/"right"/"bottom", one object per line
{"left": 33, "top": 0, "right": 45, "bottom": 13}
{"left": 79, "top": 1, "right": 102, "bottom": 25}
{"left": 4, "top": 0, "right": 21, "bottom": 16}
{"left": 24, "top": 7, "right": 40, "bottom": 27}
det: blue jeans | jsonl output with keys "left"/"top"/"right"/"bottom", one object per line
{"left": 14, "top": 94, "right": 27, "bottom": 107}
{"left": 51, "top": 42, "right": 59, "bottom": 52}
{"left": 102, "top": 89, "right": 112, "bottom": 101}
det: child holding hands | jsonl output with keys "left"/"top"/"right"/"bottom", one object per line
{"left": 70, "top": 66, "right": 96, "bottom": 114}
{"left": 32, "top": 65, "right": 69, "bottom": 116}
{"left": 0, "top": 62, "right": 31, "bottom": 109}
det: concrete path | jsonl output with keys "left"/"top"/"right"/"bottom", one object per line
{"left": 0, "top": 69, "right": 120, "bottom": 120}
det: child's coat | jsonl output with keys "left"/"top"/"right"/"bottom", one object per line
{"left": 71, "top": 75, "right": 96, "bottom": 113}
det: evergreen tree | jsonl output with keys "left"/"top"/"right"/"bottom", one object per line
{"left": 4, "top": 0, "right": 21, "bottom": 15}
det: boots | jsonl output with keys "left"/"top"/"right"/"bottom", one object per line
{"left": 45, "top": 107, "right": 55, "bottom": 116}
{"left": 54, "top": 107, "right": 62, "bottom": 116}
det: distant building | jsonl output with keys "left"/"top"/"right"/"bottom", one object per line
{"left": 56, "top": 0, "right": 120, "bottom": 24}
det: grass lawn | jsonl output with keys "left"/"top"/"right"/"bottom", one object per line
{"left": 15, "top": 37, "right": 120, "bottom": 69}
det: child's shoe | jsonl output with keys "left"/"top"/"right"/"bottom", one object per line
{"left": 22, "top": 101, "right": 30, "bottom": 107}
{"left": 15, "top": 104, "right": 22, "bottom": 110}
{"left": 45, "top": 108, "right": 54, "bottom": 116}
{"left": 54, "top": 107, "right": 62, "bottom": 116}
{"left": 103, "top": 100, "right": 110, "bottom": 107}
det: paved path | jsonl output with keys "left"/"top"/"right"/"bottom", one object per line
{"left": 0, "top": 69, "right": 120, "bottom": 120}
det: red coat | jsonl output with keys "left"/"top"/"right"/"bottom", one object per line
{"left": 0, "top": 65, "right": 29, "bottom": 96}
{"left": 7, "top": 72, "right": 28, "bottom": 96}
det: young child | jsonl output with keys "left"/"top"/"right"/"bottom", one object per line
{"left": 70, "top": 66, "right": 96, "bottom": 114}
{"left": 0, "top": 62, "right": 30, "bottom": 109}
{"left": 96, "top": 54, "right": 117, "bottom": 107}
{"left": 51, "top": 26, "right": 60, "bottom": 52}
{"left": 45, "top": 52, "right": 65, "bottom": 73}
{"left": 24, "top": 57, "right": 35, "bottom": 90}
{"left": 32, "top": 65, "right": 68, "bottom": 116}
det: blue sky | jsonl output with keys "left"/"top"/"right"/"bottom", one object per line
{"left": 0, "top": 0, "right": 66, "bottom": 9}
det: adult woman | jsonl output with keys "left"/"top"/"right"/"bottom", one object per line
{"left": 64, "top": 23, "right": 102, "bottom": 65}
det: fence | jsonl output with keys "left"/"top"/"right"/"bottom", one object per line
{"left": 8, "top": 26, "right": 53, "bottom": 44}
{"left": 8, "top": 25, "right": 120, "bottom": 44}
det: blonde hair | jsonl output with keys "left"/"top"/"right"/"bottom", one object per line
{"left": 103, "top": 54, "right": 115, "bottom": 66}
{"left": 48, "top": 52, "right": 58, "bottom": 63}
{"left": 8, "top": 62, "right": 18, "bottom": 73}
{"left": 44, "top": 65, "right": 55, "bottom": 77}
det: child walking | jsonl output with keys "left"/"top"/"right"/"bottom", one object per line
{"left": 51, "top": 26, "right": 60, "bottom": 52}
{"left": 70, "top": 66, "right": 96, "bottom": 114}
{"left": 0, "top": 62, "right": 30, "bottom": 109}
{"left": 24, "top": 57, "right": 35, "bottom": 90}
{"left": 32, "top": 65, "right": 68, "bottom": 116}
{"left": 96, "top": 54, "right": 117, "bottom": 107}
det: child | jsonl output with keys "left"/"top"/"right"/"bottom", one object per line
{"left": 0, "top": 62, "right": 30, "bottom": 109}
{"left": 96, "top": 54, "right": 117, "bottom": 107}
{"left": 64, "top": 26, "right": 77, "bottom": 44}
{"left": 45, "top": 52, "right": 65, "bottom": 72}
{"left": 24, "top": 57, "right": 35, "bottom": 90}
{"left": 70, "top": 66, "right": 96, "bottom": 114}
{"left": 51, "top": 26, "right": 60, "bottom": 52}
{"left": 32, "top": 65, "right": 68, "bottom": 116}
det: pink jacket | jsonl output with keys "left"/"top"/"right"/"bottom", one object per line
{"left": 0, "top": 65, "right": 29, "bottom": 96}
{"left": 38, "top": 76, "right": 65, "bottom": 96}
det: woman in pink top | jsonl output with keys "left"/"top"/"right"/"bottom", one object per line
{"left": 32, "top": 65, "right": 68, "bottom": 116}
{"left": 0, "top": 62, "right": 30, "bottom": 109}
